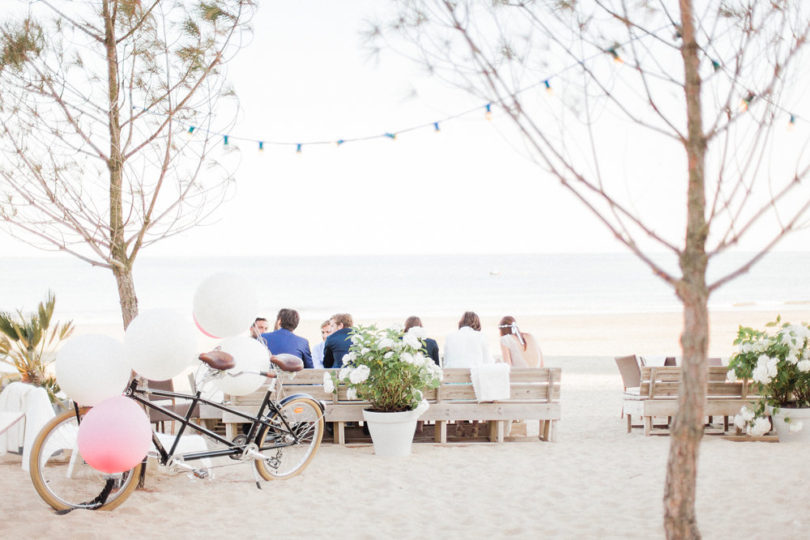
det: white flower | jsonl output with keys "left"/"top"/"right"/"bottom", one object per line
{"left": 726, "top": 369, "right": 737, "bottom": 382}
{"left": 789, "top": 420, "right": 804, "bottom": 433}
{"left": 407, "top": 326, "right": 427, "bottom": 339}
{"left": 323, "top": 373, "right": 335, "bottom": 393}
{"left": 740, "top": 406, "right": 755, "bottom": 422}
{"left": 786, "top": 350, "right": 800, "bottom": 365}
{"left": 753, "top": 340, "right": 768, "bottom": 354}
{"left": 733, "top": 414, "right": 747, "bottom": 430}
{"left": 403, "top": 332, "right": 422, "bottom": 349}
{"left": 383, "top": 351, "right": 394, "bottom": 359}
{"left": 346, "top": 387, "right": 358, "bottom": 400}
{"left": 378, "top": 338, "right": 395, "bottom": 350}
{"left": 338, "top": 366, "right": 352, "bottom": 381}
{"left": 361, "top": 347, "right": 370, "bottom": 355}
{"left": 349, "top": 364, "right": 370, "bottom": 384}
{"left": 413, "top": 352, "right": 427, "bottom": 366}
{"left": 747, "top": 417, "right": 771, "bottom": 437}
{"left": 752, "top": 365, "right": 772, "bottom": 384}
{"left": 401, "top": 352, "right": 415, "bottom": 364}
{"left": 797, "top": 360, "right": 810, "bottom": 373}
{"left": 344, "top": 352, "right": 357, "bottom": 364}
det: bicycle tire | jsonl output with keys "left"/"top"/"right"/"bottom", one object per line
{"left": 254, "top": 396, "right": 323, "bottom": 480}
{"left": 29, "top": 407, "right": 142, "bottom": 511}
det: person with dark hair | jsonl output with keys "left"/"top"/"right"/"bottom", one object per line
{"left": 250, "top": 317, "right": 270, "bottom": 339}
{"left": 403, "top": 316, "right": 440, "bottom": 365}
{"left": 311, "top": 319, "right": 333, "bottom": 369}
{"left": 260, "top": 308, "right": 313, "bottom": 369}
{"left": 498, "top": 316, "right": 544, "bottom": 368}
{"left": 323, "top": 313, "right": 353, "bottom": 369}
{"left": 443, "top": 311, "right": 493, "bottom": 368}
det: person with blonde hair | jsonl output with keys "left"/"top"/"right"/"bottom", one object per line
{"left": 498, "top": 316, "right": 543, "bottom": 368}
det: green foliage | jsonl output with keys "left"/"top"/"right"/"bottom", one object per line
{"left": 0, "top": 18, "right": 43, "bottom": 72}
{"left": 326, "top": 325, "right": 442, "bottom": 412}
{"left": 728, "top": 317, "right": 810, "bottom": 410}
{"left": 0, "top": 291, "right": 74, "bottom": 402}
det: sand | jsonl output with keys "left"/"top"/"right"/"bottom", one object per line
{"left": 2, "top": 309, "right": 809, "bottom": 538}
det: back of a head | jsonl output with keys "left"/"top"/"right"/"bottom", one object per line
{"left": 458, "top": 311, "right": 481, "bottom": 331}
{"left": 499, "top": 315, "right": 517, "bottom": 337}
{"left": 332, "top": 313, "right": 353, "bottom": 329}
{"left": 404, "top": 316, "right": 422, "bottom": 332}
{"left": 277, "top": 308, "right": 300, "bottom": 331}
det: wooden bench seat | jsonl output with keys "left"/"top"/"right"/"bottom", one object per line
{"left": 222, "top": 367, "right": 561, "bottom": 444}
{"left": 623, "top": 366, "right": 759, "bottom": 436}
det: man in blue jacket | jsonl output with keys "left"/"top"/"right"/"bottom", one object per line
{"left": 261, "top": 308, "right": 313, "bottom": 369}
{"left": 323, "top": 313, "right": 353, "bottom": 369}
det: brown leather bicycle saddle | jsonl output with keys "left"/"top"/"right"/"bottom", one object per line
{"left": 271, "top": 353, "right": 304, "bottom": 372}
{"left": 198, "top": 350, "right": 235, "bottom": 371}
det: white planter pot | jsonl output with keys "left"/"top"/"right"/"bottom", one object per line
{"left": 362, "top": 401, "right": 429, "bottom": 457}
{"left": 771, "top": 407, "right": 810, "bottom": 443}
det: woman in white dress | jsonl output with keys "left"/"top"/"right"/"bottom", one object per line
{"left": 498, "top": 316, "right": 543, "bottom": 368}
{"left": 443, "top": 311, "right": 493, "bottom": 368}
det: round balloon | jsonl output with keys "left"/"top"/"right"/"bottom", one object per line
{"left": 77, "top": 396, "right": 152, "bottom": 474}
{"left": 125, "top": 310, "right": 197, "bottom": 381}
{"left": 192, "top": 273, "right": 258, "bottom": 339}
{"left": 55, "top": 334, "right": 130, "bottom": 406}
{"left": 214, "top": 336, "right": 269, "bottom": 396}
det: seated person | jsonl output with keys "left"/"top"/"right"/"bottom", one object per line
{"left": 403, "top": 315, "right": 440, "bottom": 365}
{"left": 443, "top": 311, "right": 493, "bottom": 368}
{"left": 323, "top": 313, "right": 353, "bottom": 369}
{"left": 260, "top": 309, "right": 313, "bottom": 369}
{"left": 311, "top": 319, "right": 332, "bottom": 369}
{"left": 498, "top": 316, "right": 543, "bottom": 367}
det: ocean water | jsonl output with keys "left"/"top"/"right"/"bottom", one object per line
{"left": 0, "top": 252, "right": 809, "bottom": 325}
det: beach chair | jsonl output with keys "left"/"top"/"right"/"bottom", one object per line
{"left": 615, "top": 355, "right": 644, "bottom": 430}
{"left": 147, "top": 379, "right": 199, "bottom": 434}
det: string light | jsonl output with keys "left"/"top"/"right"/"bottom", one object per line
{"left": 336, "top": 139, "right": 345, "bottom": 146}
{"left": 258, "top": 141, "right": 264, "bottom": 151}
{"left": 485, "top": 103, "right": 493, "bottom": 120}
{"left": 711, "top": 59, "right": 721, "bottom": 72}
{"left": 788, "top": 114, "right": 796, "bottom": 131}
{"left": 223, "top": 135, "right": 229, "bottom": 145}
{"left": 607, "top": 46, "right": 622, "bottom": 63}
{"left": 188, "top": 126, "right": 195, "bottom": 134}
{"left": 384, "top": 132, "right": 397, "bottom": 140}
{"left": 433, "top": 122, "right": 440, "bottom": 132}
{"left": 543, "top": 79, "right": 552, "bottom": 94}
{"left": 739, "top": 92, "right": 755, "bottom": 112}
{"left": 296, "top": 143, "right": 302, "bottom": 153}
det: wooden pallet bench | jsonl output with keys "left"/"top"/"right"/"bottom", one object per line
{"left": 222, "top": 367, "right": 561, "bottom": 444}
{"left": 623, "top": 366, "right": 759, "bottom": 436}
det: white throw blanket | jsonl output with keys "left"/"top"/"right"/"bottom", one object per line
{"left": 0, "top": 382, "right": 56, "bottom": 471}
{"left": 470, "top": 363, "right": 511, "bottom": 402}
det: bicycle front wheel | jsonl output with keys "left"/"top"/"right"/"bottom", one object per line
{"left": 29, "top": 407, "right": 142, "bottom": 511}
{"left": 255, "top": 396, "right": 323, "bottom": 480}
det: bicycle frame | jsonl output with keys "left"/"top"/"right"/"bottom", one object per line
{"left": 123, "top": 377, "right": 308, "bottom": 466}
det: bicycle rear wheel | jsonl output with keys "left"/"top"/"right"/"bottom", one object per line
{"left": 29, "top": 407, "right": 142, "bottom": 511}
{"left": 255, "top": 396, "right": 323, "bottom": 480}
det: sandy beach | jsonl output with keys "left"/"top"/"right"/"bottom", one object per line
{"left": 2, "top": 309, "right": 809, "bottom": 538}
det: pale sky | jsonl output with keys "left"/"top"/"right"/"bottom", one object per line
{"left": 1, "top": 1, "right": 808, "bottom": 258}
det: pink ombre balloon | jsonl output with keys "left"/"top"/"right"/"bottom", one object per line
{"left": 77, "top": 396, "right": 152, "bottom": 474}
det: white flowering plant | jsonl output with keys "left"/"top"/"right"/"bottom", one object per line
{"left": 728, "top": 317, "right": 810, "bottom": 436}
{"left": 322, "top": 325, "right": 442, "bottom": 412}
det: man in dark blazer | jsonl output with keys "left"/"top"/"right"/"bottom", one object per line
{"left": 323, "top": 313, "right": 354, "bottom": 369}
{"left": 261, "top": 308, "right": 313, "bottom": 369}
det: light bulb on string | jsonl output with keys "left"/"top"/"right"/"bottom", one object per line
{"left": 223, "top": 135, "right": 229, "bottom": 146}
{"left": 336, "top": 139, "right": 345, "bottom": 147}
{"left": 788, "top": 114, "right": 796, "bottom": 131}
{"left": 543, "top": 79, "right": 552, "bottom": 95}
{"left": 187, "top": 126, "right": 196, "bottom": 134}
{"left": 384, "top": 132, "right": 397, "bottom": 140}
{"left": 485, "top": 103, "right": 493, "bottom": 120}
{"left": 739, "top": 92, "right": 755, "bottom": 112}
{"left": 258, "top": 141, "right": 264, "bottom": 151}
{"left": 607, "top": 47, "right": 623, "bottom": 64}
{"left": 296, "top": 143, "right": 302, "bottom": 154}
{"left": 433, "top": 122, "right": 440, "bottom": 132}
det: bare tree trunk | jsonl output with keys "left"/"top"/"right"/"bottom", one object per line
{"left": 664, "top": 2, "right": 708, "bottom": 538}
{"left": 112, "top": 264, "right": 139, "bottom": 328}
{"left": 103, "top": 0, "right": 139, "bottom": 329}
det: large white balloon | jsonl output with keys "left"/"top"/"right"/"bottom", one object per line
{"left": 55, "top": 334, "right": 130, "bottom": 406}
{"left": 215, "top": 336, "right": 269, "bottom": 396}
{"left": 192, "top": 273, "right": 258, "bottom": 339}
{"left": 125, "top": 310, "right": 197, "bottom": 381}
